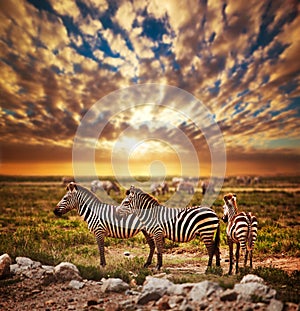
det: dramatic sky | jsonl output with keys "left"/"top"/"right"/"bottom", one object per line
{"left": 0, "top": 0, "right": 299, "bottom": 177}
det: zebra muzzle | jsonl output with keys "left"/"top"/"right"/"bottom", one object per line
{"left": 53, "top": 208, "right": 63, "bottom": 216}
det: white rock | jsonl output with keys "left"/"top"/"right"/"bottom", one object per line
{"left": 101, "top": 278, "right": 130, "bottom": 293}
{"left": 267, "top": 299, "right": 284, "bottom": 311}
{"left": 234, "top": 282, "right": 276, "bottom": 302}
{"left": 142, "top": 277, "right": 174, "bottom": 296}
{"left": 16, "top": 257, "right": 34, "bottom": 267}
{"left": 54, "top": 262, "right": 82, "bottom": 281}
{"left": 240, "top": 274, "right": 265, "bottom": 284}
{"left": 188, "top": 281, "right": 223, "bottom": 303}
{"left": 168, "top": 283, "right": 195, "bottom": 296}
{"left": 68, "top": 280, "right": 85, "bottom": 290}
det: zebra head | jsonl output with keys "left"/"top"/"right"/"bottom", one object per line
{"left": 54, "top": 182, "right": 79, "bottom": 216}
{"left": 222, "top": 193, "right": 237, "bottom": 223}
{"left": 116, "top": 185, "right": 136, "bottom": 217}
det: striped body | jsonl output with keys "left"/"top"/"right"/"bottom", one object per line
{"left": 54, "top": 183, "right": 155, "bottom": 267}
{"left": 227, "top": 212, "right": 258, "bottom": 250}
{"left": 117, "top": 186, "right": 220, "bottom": 270}
{"left": 222, "top": 193, "right": 258, "bottom": 274}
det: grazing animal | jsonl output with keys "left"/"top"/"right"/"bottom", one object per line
{"left": 91, "top": 180, "right": 121, "bottom": 195}
{"left": 117, "top": 186, "right": 220, "bottom": 270}
{"left": 54, "top": 183, "right": 155, "bottom": 267}
{"left": 177, "top": 181, "right": 195, "bottom": 194}
{"left": 150, "top": 182, "right": 169, "bottom": 196}
{"left": 222, "top": 193, "right": 258, "bottom": 274}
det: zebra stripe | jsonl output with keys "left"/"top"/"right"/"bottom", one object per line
{"left": 54, "top": 182, "right": 155, "bottom": 267}
{"left": 117, "top": 186, "right": 220, "bottom": 270}
{"left": 222, "top": 193, "right": 258, "bottom": 274}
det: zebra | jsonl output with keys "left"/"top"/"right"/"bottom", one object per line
{"left": 222, "top": 193, "right": 258, "bottom": 274}
{"left": 90, "top": 180, "right": 121, "bottom": 195}
{"left": 116, "top": 185, "right": 220, "bottom": 270}
{"left": 54, "top": 182, "right": 155, "bottom": 268}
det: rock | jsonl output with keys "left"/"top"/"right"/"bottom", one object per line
{"left": 220, "top": 289, "right": 238, "bottom": 301}
{"left": 101, "top": 278, "right": 130, "bottom": 293}
{"left": 137, "top": 292, "right": 162, "bottom": 305}
{"left": 16, "top": 257, "right": 35, "bottom": 267}
{"left": 0, "top": 253, "right": 12, "bottom": 278}
{"left": 105, "top": 301, "right": 120, "bottom": 311}
{"left": 188, "top": 280, "right": 223, "bottom": 303}
{"left": 68, "top": 280, "right": 85, "bottom": 290}
{"left": 267, "top": 299, "right": 284, "bottom": 311}
{"left": 143, "top": 277, "right": 174, "bottom": 295}
{"left": 137, "top": 277, "right": 174, "bottom": 305}
{"left": 156, "top": 295, "right": 171, "bottom": 310}
{"left": 42, "top": 270, "right": 56, "bottom": 285}
{"left": 240, "top": 274, "right": 265, "bottom": 284}
{"left": 168, "top": 283, "right": 195, "bottom": 296}
{"left": 234, "top": 282, "right": 276, "bottom": 302}
{"left": 54, "top": 262, "right": 82, "bottom": 282}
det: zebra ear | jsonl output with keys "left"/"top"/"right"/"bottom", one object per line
{"left": 130, "top": 185, "right": 135, "bottom": 192}
{"left": 68, "top": 182, "right": 78, "bottom": 192}
{"left": 125, "top": 189, "right": 130, "bottom": 195}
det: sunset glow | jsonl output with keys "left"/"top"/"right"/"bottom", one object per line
{"left": 0, "top": 1, "right": 299, "bottom": 177}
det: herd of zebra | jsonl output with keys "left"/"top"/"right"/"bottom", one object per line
{"left": 54, "top": 182, "right": 258, "bottom": 275}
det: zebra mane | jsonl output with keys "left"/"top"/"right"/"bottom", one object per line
{"left": 76, "top": 184, "right": 104, "bottom": 203}
{"left": 133, "top": 188, "right": 160, "bottom": 207}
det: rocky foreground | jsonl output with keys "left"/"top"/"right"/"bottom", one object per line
{"left": 0, "top": 253, "right": 299, "bottom": 311}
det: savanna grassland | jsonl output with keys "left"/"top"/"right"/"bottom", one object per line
{"left": 0, "top": 175, "right": 299, "bottom": 303}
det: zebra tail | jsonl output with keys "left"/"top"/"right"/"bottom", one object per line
{"left": 247, "top": 225, "right": 253, "bottom": 251}
{"left": 214, "top": 223, "right": 220, "bottom": 251}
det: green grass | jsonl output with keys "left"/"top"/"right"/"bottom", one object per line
{"left": 0, "top": 177, "right": 299, "bottom": 302}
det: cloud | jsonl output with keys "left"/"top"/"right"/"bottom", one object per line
{"left": 0, "top": 0, "right": 299, "bottom": 175}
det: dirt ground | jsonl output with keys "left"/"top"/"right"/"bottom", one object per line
{"left": 0, "top": 252, "right": 299, "bottom": 311}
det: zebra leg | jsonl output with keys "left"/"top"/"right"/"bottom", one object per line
{"left": 141, "top": 230, "right": 155, "bottom": 268}
{"left": 244, "top": 249, "right": 249, "bottom": 268}
{"left": 249, "top": 250, "right": 253, "bottom": 269}
{"left": 95, "top": 234, "right": 106, "bottom": 267}
{"left": 235, "top": 243, "right": 240, "bottom": 274}
{"left": 227, "top": 237, "right": 234, "bottom": 275}
{"left": 155, "top": 232, "right": 165, "bottom": 270}
{"left": 214, "top": 225, "right": 221, "bottom": 266}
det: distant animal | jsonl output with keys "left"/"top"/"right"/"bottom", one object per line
{"left": 177, "top": 181, "right": 195, "bottom": 194}
{"left": 150, "top": 182, "right": 169, "bottom": 196}
{"left": 222, "top": 193, "right": 258, "bottom": 274}
{"left": 91, "top": 180, "right": 120, "bottom": 195}
{"left": 171, "top": 177, "right": 184, "bottom": 188}
{"left": 117, "top": 186, "right": 220, "bottom": 271}
{"left": 54, "top": 183, "right": 156, "bottom": 268}
{"left": 62, "top": 176, "right": 75, "bottom": 186}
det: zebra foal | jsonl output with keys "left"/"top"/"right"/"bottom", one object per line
{"left": 117, "top": 185, "right": 220, "bottom": 270}
{"left": 222, "top": 193, "right": 258, "bottom": 274}
{"left": 54, "top": 182, "right": 156, "bottom": 268}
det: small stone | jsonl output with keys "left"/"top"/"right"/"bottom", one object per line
{"left": 87, "top": 299, "right": 99, "bottom": 306}
{"left": 138, "top": 292, "right": 162, "bottom": 305}
{"left": 123, "top": 251, "right": 130, "bottom": 256}
{"left": 45, "top": 299, "right": 55, "bottom": 305}
{"left": 105, "top": 301, "right": 120, "bottom": 311}
{"left": 156, "top": 295, "right": 171, "bottom": 310}
{"left": 101, "top": 278, "right": 130, "bottom": 293}
{"left": 54, "top": 262, "right": 82, "bottom": 282}
{"left": 267, "top": 299, "right": 283, "bottom": 311}
{"left": 220, "top": 289, "right": 238, "bottom": 302}
{"left": 68, "top": 280, "right": 85, "bottom": 290}
{"left": 0, "top": 253, "right": 12, "bottom": 279}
